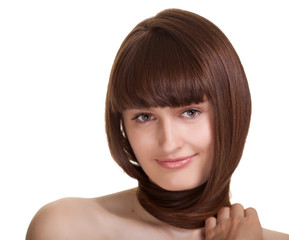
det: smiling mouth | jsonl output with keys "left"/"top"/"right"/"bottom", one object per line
{"left": 155, "top": 154, "right": 197, "bottom": 170}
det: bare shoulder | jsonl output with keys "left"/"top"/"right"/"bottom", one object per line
{"left": 26, "top": 189, "right": 138, "bottom": 240}
{"left": 26, "top": 197, "right": 110, "bottom": 240}
{"left": 96, "top": 188, "right": 137, "bottom": 217}
{"left": 263, "top": 229, "right": 289, "bottom": 240}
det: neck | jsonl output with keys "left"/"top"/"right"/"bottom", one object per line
{"left": 132, "top": 189, "right": 205, "bottom": 240}
{"left": 136, "top": 180, "right": 231, "bottom": 229}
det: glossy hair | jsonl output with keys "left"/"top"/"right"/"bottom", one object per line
{"left": 105, "top": 9, "right": 251, "bottom": 229}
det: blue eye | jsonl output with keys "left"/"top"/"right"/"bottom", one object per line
{"left": 182, "top": 109, "right": 200, "bottom": 118}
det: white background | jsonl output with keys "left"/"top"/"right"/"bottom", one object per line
{"left": 0, "top": 0, "right": 288, "bottom": 239}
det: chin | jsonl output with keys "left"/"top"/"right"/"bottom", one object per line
{"left": 157, "top": 180, "right": 205, "bottom": 192}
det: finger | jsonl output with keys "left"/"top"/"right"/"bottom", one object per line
{"left": 205, "top": 216, "right": 217, "bottom": 230}
{"left": 217, "top": 207, "right": 230, "bottom": 223}
{"left": 205, "top": 217, "right": 217, "bottom": 240}
{"left": 230, "top": 203, "right": 245, "bottom": 218}
{"left": 245, "top": 207, "right": 261, "bottom": 227}
{"left": 244, "top": 207, "right": 258, "bottom": 218}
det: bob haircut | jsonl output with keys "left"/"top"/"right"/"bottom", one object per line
{"left": 105, "top": 9, "right": 251, "bottom": 229}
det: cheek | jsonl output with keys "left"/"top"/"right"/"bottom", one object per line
{"left": 185, "top": 119, "right": 215, "bottom": 181}
{"left": 197, "top": 120, "right": 215, "bottom": 176}
{"left": 125, "top": 129, "right": 156, "bottom": 160}
{"left": 186, "top": 120, "right": 214, "bottom": 154}
{"left": 200, "top": 125, "right": 214, "bottom": 153}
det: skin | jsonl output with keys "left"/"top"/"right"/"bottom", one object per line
{"left": 122, "top": 99, "right": 214, "bottom": 191}
{"left": 26, "top": 190, "right": 289, "bottom": 240}
{"left": 26, "top": 100, "right": 289, "bottom": 239}
{"left": 205, "top": 204, "right": 263, "bottom": 240}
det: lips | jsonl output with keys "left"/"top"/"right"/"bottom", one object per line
{"left": 156, "top": 154, "right": 196, "bottom": 169}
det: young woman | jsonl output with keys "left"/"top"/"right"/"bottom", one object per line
{"left": 26, "top": 9, "right": 289, "bottom": 240}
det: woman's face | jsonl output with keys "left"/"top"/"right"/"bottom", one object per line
{"left": 122, "top": 98, "right": 214, "bottom": 191}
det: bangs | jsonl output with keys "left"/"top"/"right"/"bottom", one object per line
{"left": 111, "top": 28, "right": 209, "bottom": 111}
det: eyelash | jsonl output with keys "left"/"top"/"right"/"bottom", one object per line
{"left": 132, "top": 108, "right": 200, "bottom": 123}
{"left": 181, "top": 109, "right": 200, "bottom": 118}
{"left": 132, "top": 113, "right": 155, "bottom": 123}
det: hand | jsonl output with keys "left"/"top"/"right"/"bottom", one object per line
{"left": 205, "top": 204, "right": 263, "bottom": 240}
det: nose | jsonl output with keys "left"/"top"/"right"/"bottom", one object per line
{"left": 158, "top": 118, "right": 183, "bottom": 154}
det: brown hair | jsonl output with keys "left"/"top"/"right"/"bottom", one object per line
{"left": 105, "top": 9, "right": 251, "bottom": 229}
